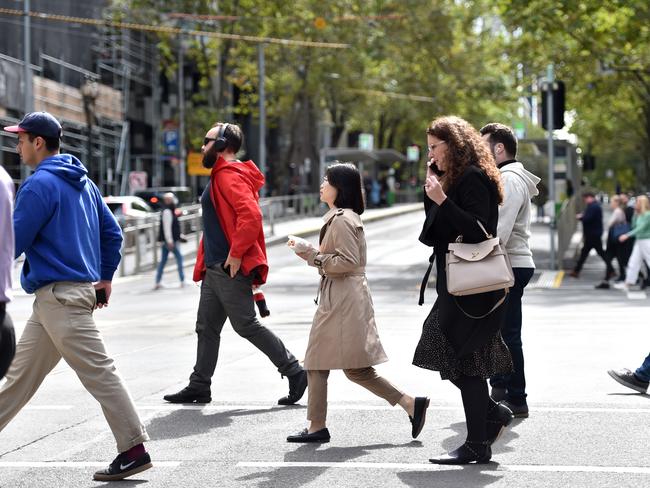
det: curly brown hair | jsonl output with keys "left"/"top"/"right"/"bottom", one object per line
{"left": 427, "top": 115, "right": 503, "bottom": 204}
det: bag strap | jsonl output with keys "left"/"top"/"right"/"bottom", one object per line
{"left": 418, "top": 252, "right": 436, "bottom": 306}
{"left": 453, "top": 288, "right": 508, "bottom": 319}
{"left": 456, "top": 220, "right": 492, "bottom": 243}
{"left": 475, "top": 220, "right": 492, "bottom": 239}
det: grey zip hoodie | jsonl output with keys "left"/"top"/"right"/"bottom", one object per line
{"left": 497, "top": 161, "right": 541, "bottom": 268}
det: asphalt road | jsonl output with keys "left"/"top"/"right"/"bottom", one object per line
{"left": 1, "top": 212, "right": 649, "bottom": 488}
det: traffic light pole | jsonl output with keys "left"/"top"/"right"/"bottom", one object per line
{"left": 546, "top": 64, "right": 556, "bottom": 270}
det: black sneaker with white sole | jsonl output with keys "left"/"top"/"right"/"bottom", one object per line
{"left": 93, "top": 451, "right": 153, "bottom": 481}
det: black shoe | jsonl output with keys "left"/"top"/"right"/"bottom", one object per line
{"left": 595, "top": 281, "right": 610, "bottom": 289}
{"left": 429, "top": 441, "right": 491, "bottom": 465}
{"left": 487, "top": 403, "right": 514, "bottom": 444}
{"left": 278, "top": 370, "right": 308, "bottom": 405}
{"left": 409, "top": 397, "right": 430, "bottom": 439}
{"left": 490, "top": 386, "right": 506, "bottom": 402}
{"left": 608, "top": 368, "right": 649, "bottom": 393}
{"left": 501, "top": 400, "right": 529, "bottom": 418}
{"left": 286, "top": 428, "right": 331, "bottom": 443}
{"left": 163, "top": 386, "right": 211, "bottom": 404}
{"left": 93, "top": 451, "right": 153, "bottom": 481}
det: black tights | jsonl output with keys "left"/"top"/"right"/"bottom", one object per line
{"left": 451, "top": 374, "right": 498, "bottom": 443}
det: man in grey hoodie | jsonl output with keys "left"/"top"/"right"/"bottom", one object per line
{"left": 481, "top": 123, "right": 540, "bottom": 418}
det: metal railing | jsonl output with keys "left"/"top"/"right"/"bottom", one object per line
{"left": 259, "top": 193, "right": 321, "bottom": 236}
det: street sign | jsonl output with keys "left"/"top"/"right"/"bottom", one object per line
{"left": 513, "top": 121, "right": 526, "bottom": 140}
{"left": 163, "top": 129, "right": 179, "bottom": 153}
{"left": 187, "top": 151, "right": 211, "bottom": 176}
{"left": 406, "top": 145, "right": 420, "bottom": 162}
{"left": 359, "top": 133, "right": 374, "bottom": 151}
{"left": 128, "top": 171, "right": 148, "bottom": 192}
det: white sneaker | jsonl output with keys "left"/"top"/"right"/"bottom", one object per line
{"left": 613, "top": 282, "right": 628, "bottom": 290}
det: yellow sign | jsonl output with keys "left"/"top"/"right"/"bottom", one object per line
{"left": 313, "top": 17, "right": 327, "bottom": 30}
{"left": 187, "top": 151, "right": 211, "bottom": 176}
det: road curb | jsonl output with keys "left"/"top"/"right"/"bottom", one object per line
{"left": 264, "top": 203, "right": 422, "bottom": 247}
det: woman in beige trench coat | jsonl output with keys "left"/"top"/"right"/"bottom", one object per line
{"left": 286, "top": 162, "right": 429, "bottom": 443}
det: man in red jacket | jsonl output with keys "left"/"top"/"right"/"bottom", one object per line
{"left": 163, "top": 122, "right": 307, "bottom": 405}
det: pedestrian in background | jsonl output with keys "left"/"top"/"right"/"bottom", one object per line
{"left": 163, "top": 122, "right": 307, "bottom": 406}
{"left": 597, "top": 195, "right": 629, "bottom": 288}
{"left": 413, "top": 116, "right": 513, "bottom": 465}
{"left": 608, "top": 354, "right": 650, "bottom": 394}
{"left": 0, "top": 162, "right": 15, "bottom": 380}
{"left": 154, "top": 192, "right": 185, "bottom": 289}
{"left": 480, "top": 122, "right": 540, "bottom": 419}
{"left": 0, "top": 112, "right": 151, "bottom": 481}
{"left": 569, "top": 192, "right": 614, "bottom": 279}
{"left": 615, "top": 195, "right": 650, "bottom": 291}
{"left": 286, "top": 163, "right": 429, "bottom": 444}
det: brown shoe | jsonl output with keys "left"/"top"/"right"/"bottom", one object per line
{"left": 568, "top": 270, "right": 579, "bottom": 278}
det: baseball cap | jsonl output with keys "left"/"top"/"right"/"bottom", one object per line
{"left": 4, "top": 112, "right": 62, "bottom": 139}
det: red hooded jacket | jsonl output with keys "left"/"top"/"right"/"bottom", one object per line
{"left": 193, "top": 156, "right": 268, "bottom": 285}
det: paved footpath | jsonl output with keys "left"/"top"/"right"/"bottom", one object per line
{"left": 1, "top": 210, "right": 649, "bottom": 487}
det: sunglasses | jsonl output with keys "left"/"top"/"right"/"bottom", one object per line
{"left": 203, "top": 137, "right": 217, "bottom": 146}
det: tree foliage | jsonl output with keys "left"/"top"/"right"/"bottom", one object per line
{"left": 107, "top": 1, "right": 530, "bottom": 191}
{"left": 497, "top": 0, "right": 650, "bottom": 191}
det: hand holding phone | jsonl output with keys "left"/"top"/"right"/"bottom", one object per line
{"left": 95, "top": 288, "right": 107, "bottom": 307}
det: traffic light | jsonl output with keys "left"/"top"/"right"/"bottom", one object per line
{"left": 541, "top": 80, "right": 565, "bottom": 130}
{"left": 583, "top": 154, "right": 596, "bottom": 171}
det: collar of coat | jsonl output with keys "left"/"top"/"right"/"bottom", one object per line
{"left": 322, "top": 207, "right": 363, "bottom": 227}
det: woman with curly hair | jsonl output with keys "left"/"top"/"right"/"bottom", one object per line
{"left": 413, "top": 115, "right": 514, "bottom": 464}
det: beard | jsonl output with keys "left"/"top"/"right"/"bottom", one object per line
{"left": 202, "top": 146, "right": 219, "bottom": 168}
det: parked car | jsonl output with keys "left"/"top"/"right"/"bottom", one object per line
{"left": 104, "top": 196, "right": 155, "bottom": 227}
{"left": 135, "top": 186, "right": 194, "bottom": 210}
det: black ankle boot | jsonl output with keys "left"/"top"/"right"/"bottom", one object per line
{"left": 278, "top": 370, "right": 308, "bottom": 405}
{"left": 429, "top": 441, "right": 491, "bottom": 465}
{"left": 486, "top": 402, "right": 514, "bottom": 444}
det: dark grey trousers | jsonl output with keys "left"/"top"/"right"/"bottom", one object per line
{"left": 189, "top": 265, "right": 302, "bottom": 391}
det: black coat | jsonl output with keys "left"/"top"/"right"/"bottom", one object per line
{"left": 419, "top": 165, "right": 506, "bottom": 358}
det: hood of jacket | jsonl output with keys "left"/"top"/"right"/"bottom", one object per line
{"left": 35, "top": 153, "right": 88, "bottom": 191}
{"left": 500, "top": 162, "right": 540, "bottom": 197}
{"left": 212, "top": 156, "right": 265, "bottom": 193}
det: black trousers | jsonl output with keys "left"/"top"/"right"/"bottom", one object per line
{"left": 490, "top": 267, "right": 534, "bottom": 405}
{"left": 574, "top": 235, "right": 612, "bottom": 274}
{"left": 0, "top": 310, "right": 15, "bottom": 380}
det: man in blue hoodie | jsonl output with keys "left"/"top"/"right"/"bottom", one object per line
{"left": 0, "top": 112, "right": 152, "bottom": 481}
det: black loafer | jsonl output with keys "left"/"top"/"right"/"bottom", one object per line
{"left": 409, "top": 396, "right": 430, "bottom": 438}
{"left": 429, "top": 442, "right": 491, "bottom": 465}
{"left": 286, "top": 428, "right": 330, "bottom": 443}
{"left": 278, "top": 370, "right": 308, "bottom": 405}
{"left": 487, "top": 402, "right": 514, "bottom": 444}
{"left": 163, "top": 386, "right": 211, "bottom": 404}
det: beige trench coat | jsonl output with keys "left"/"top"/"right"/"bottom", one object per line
{"left": 303, "top": 207, "right": 388, "bottom": 370}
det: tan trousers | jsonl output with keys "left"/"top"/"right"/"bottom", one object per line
{"left": 0, "top": 282, "right": 148, "bottom": 453}
{"left": 307, "top": 367, "right": 404, "bottom": 422}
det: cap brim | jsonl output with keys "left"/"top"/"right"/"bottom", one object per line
{"left": 3, "top": 125, "right": 26, "bottom": 133}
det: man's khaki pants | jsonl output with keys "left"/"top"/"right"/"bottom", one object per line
{"left": 0, "top": 282, "right": 148, "bottom": 453}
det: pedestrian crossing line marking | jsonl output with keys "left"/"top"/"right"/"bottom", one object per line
{"left": 24, "top": 405, "right": 74, "bottom": 410}
{"left": 237, "top": 462, "right": 650, "bottom": 474}
{"left": 18, "top": 404, "right": 650, "bottom": 413}
{"left": 0, "top": 461, "right": 180, "bottom": 468}
{"left": 627, "top": 290, "right": 647, "bottom": 300}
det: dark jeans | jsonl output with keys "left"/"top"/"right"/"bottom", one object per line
{"left": 189, "top": 265, "right": 301, "bottom": 391}
{"left": 490, "top": 267, "right": 534, "bottom": 405}
{"left": 574, "top": 234, "right": 613, "bottom": 274}
{"left": 0, "top": 310, "right": 15, "bottom": 380}
{"left": 605, "top": 236, "right": 634, "bottom": 281}
{"left": 636, "top": 353, "right": 650, "bottom": 382}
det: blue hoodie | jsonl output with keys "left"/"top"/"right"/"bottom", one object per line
{"left": 13, "top": 154, "right": 123, "bottom": 294}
